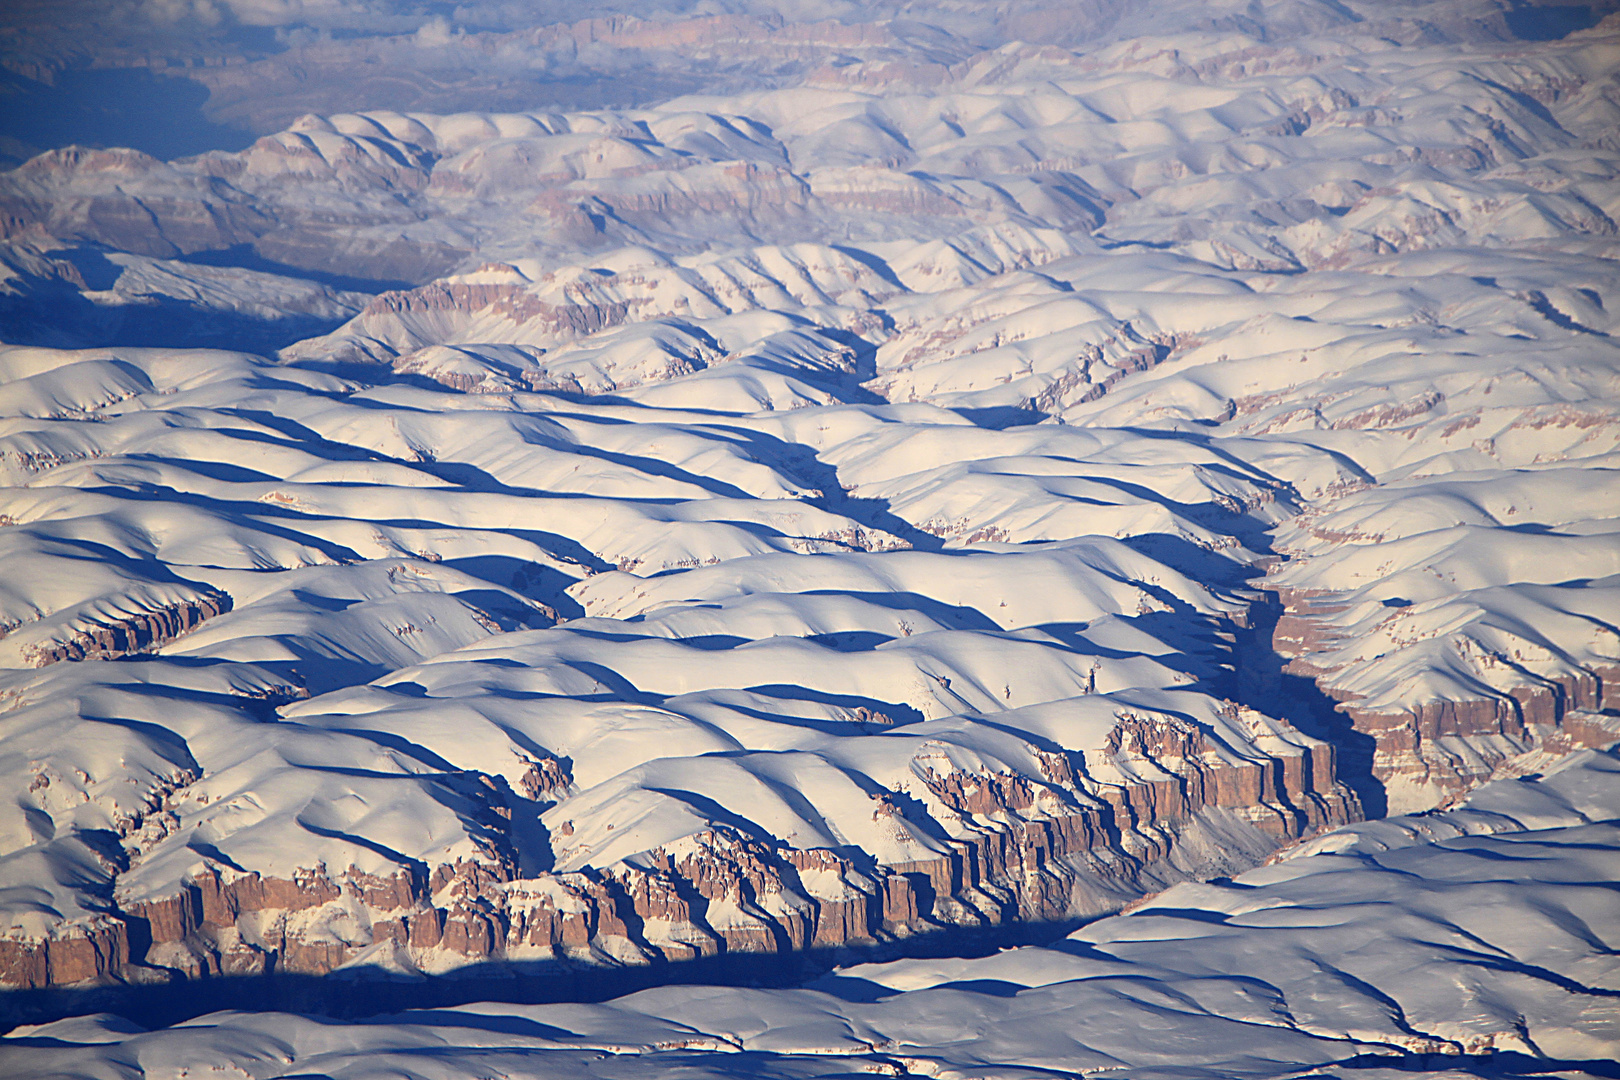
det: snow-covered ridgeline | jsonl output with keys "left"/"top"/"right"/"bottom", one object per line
{"left": 1, "top": 0, "right": 1617, "bottom": 1004}
{"left": 4, "top": 214, "right": 1618, "bottom": 990}
{"left": 6, "top": 750, "right": 1616, "bottom": 1078}
{"left": 0, "top": 338, "right": 1366, "bottom": 990}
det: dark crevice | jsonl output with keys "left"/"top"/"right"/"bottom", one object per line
{"left": 1335, "top": 1050, "right": 1620, "bottom": 1077}
{"left": 1231, "top": 584, "right": 1387, "bottom": 820}
{"left": 0, "top": 916, "right": 1090, "bottom": 1034}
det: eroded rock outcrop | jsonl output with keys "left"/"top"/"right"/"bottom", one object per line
{"left": 9, "top": 704, "right": 1358, "bottom": 989}
{"left": 1270, "top": 585, "right": 1620, "bottom": 810}
{"left": 19, "top": 591, "right": 232, "bottom": 666}
{"left": 0, "top": 918, "right": 130, "bottom": 990}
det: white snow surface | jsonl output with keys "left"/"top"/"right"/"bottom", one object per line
{"left": 5, "top": 752, "right": 1617, "bottom": 1078}
{"left": 0, "top": 0, "right": 1618, "bottom": 1068}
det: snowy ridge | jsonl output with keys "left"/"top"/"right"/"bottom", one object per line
{"left": 5, "top": 11, "right": 1619, "bottom": 290}
{"left": 5, "top": 751, "right": 1616, "bottom": 1078}
{"left": 0, "top": 332, "right": 1377, "bottom": 990}
{"left": 0, "top": 0, "right": 1616, "bottom": 1046}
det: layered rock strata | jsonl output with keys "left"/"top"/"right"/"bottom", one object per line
{"left": 18, "top": 592, "right": 232, "bottom": 666}
{"left": 5, "top": 703, "right": 1353, "bottom": 988}
{"left": 1270, "top": 585, "right": 1620, "bottom": 810}
{"left": 0, "top": 919, "right": 129, "bottom": 989}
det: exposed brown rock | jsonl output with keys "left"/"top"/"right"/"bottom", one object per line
{"left": 9, "top": 706, "right": 1357, "bottom": 987}
{"left": 23, "top": 591, "right": 232, "bottom": 666}
{"left": 0, "top": 918, "right": 129, "bottom": 989}
{"left": 1269, "top": 588, "right": 1620, "bottom": 806}
{"left": 516, "top": 756, "right": 574, "bottom": 802}
{"left": 363, "top": 282, "right": 637, "bottom": 340}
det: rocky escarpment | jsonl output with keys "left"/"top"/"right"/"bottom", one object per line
{"left": 28, "top": 754, "right": 1615, "bottom": 1080}
{"left": 7, "top": 705, "right": 1355, "bottom": 989}
{"left": 0, "top": 919, "right": 131, "bottom": 989}
{"left": 16, "top": 592, "right": 233, "bottom": 666}
{"left": 1270, "top": 586, "right": 1620, "bottom": 810}
{"left": 370, "top": 283, "right": 638, "bottom": 345}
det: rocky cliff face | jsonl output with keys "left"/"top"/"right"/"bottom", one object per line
{"left": 29, "top": 753, "right": 1611, "bottom": 1080}
{"left": 19, "top": 592, "right": 231, "bottom": 666}
{"left": 5, "top": 695, "right": 1352, "bottom": 988}
{"left": 1255, "top": 458, "right": 1620, "bottom": 811}
{"left": 0, "top": 918, "right": 129, "bottom": 989}
{"left": 1271, "top": 584, "right": 1620, "bottom": 810}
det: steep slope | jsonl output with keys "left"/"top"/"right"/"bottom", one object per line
{"left": 6, "top": 750, "right": 1616, "bottom": 1079}
{"left": 0, "top": 338, "right": 1366, "bottom": 991}
{"left": 0, "top": 0, "right": 1616, "bottom": 1020}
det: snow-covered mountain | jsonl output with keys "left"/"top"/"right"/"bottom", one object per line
{"left": 0, "top": 0, "right": 1616, "bottom": 1068}
{"left": 6, "top": 750, "right": 1617, "bottom": 1078}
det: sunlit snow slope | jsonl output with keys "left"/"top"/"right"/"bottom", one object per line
{"left": 0, "top": 0, "right": 1617, "bottom": 1046}
{"left": 6, "top": 750, "right": 1617, "bottom": 1078}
